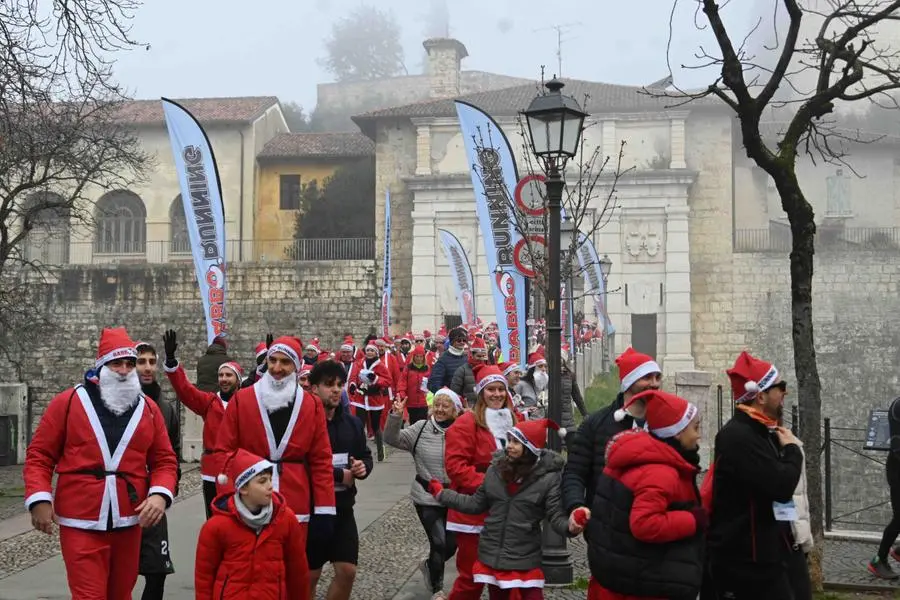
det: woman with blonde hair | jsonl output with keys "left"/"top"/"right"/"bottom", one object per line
{"left": 444, "top": 363, "right": 519, "bottom": 599}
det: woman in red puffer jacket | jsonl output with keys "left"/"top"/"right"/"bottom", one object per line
{"left": 586, "top": 389, "right": 706, "bottom": 600}
{"left": 397, "top": 346, "right": 431, "bottom": 424}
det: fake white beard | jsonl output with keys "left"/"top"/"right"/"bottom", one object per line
{"left": 485, "top": 407, "right": 514, "bottom": 441}
{"left": 259, "top": 371, "right": 297, "bottom": 413}
{"left": 533, "top": 371, "right": 549, "bottom": 392}
{"left": 99, "top": 367, "right": 142, "bottom": 416}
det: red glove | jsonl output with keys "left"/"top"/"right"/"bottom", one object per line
{"left": 427, "top": 479, "right": 444, "bottom": 497}
{"left": 572, "top": 507, "right": 590, "bottom": 528}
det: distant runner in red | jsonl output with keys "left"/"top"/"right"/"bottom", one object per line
{"left": 23, "top": 327, "right": 178, "bottom": 600}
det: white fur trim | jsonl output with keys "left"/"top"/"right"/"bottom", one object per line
{"left": 614, "top": 408, "right": 628, "bottom": 422}
{"left": 268, "top": 343, "right": 300, "bottom": 369}
{"left": 736, "top": 365, "right": 779, "bottom": 403}
{"left": 314, "top": 506, "right": 336, "bottom": 515}
{"left": 434, "top": 388, "right": 464, "bottom": 412}
{"left": 744, "top": 380, "right": 759, "bottom": 393}
{"left": 652, "top": 403, "right": 698, "bottom": 438}
{"left": 218, "top": 363, "right": 242, "bottom": 379}
{"left": 558, "top": 427, "right": 567, "bottom": 438}
{"left": 95, "top": 346, "right": 137, "bottom": 369}
{"left": 620, "top": 360, "right": 661, "bottom": 392}
{"left": 340, "top": 344, "right": 354, "bottom": 351}
{"left": 163, "top": 360, "right": 180, "bottom": 374}
{"left": 509, "top": 427, "right": 540, "bottom": 455}
{"left": 234, "top": 459, "right": 275, "bottom": 489}
{"left": 503, "top": 363, "right": 523, "bottom": 377}
{"left": 475, "top": 374, "right": 507, "bottom": 395}
{"left": 25, "top": 491, "right": 53, "bottom": 510}
{"left": 148, "top": 486, "right": 174, "bottom": 504}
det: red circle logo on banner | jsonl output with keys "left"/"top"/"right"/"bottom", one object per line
{"left": 512, "top": 236, "right": 547, "bottom": 279}
{"left": 514, "top": 174, "right": 546, "bottom": 217}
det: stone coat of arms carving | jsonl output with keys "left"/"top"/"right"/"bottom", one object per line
{"left": 623, "top": 221, "right": 665, "bottom": 263}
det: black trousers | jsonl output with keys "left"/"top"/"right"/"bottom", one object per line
{"left": 358, "top": 408, "right": 382, "bottom": 434}
{"left": 786, "top": 548, "right": 812, "bottom": 600}
{"left": 408, "top": 406, "right": 428, "bottom": 425}
{"left": 202, "top": 480, "right": 217, "bottom": 520}
{"left": 141, "top": 574, "right": 166, "bottom": 600}
{"left": 878, "top": 467, "right": 900, "bottom": 560}
{"left": 414, "top": 504, "right": 457, "bottom": 593}
{"left": 709, "top": 564, "right": 794, "bottom": 600}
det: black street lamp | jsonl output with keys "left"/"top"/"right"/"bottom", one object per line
{"left": 599, "top": 253, "right": 613, "bottom": 371}
{"left": 522, "top": 77, "right": 587, "bottom": 586}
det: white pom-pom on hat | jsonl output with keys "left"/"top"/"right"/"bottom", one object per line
{"left": 744, "top": 380, "right": 760, "bottom": 394}
{"left": 216, "top": 473, "right": 228, "bottom": 486}
{"left": 558, "top": 427, "right": 568, "bottom": 438}
{"left": 614, "top": 408, "right": 628, "bottom": 422}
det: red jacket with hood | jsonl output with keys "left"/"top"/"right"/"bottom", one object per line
{"left": 397, "top": 347, "right": 430, "bottom": 409}
{"left": 195, "top": 491, "right": 308, "bottom": 600}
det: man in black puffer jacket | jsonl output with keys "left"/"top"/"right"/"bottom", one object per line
{"left": 561, "top": 348, "right": 661, "bottom": 598}
{"left": 427, "top": 327, "right": 469, "bottom": 393}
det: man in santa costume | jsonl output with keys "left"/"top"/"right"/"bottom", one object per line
{"left": 560, "top": 346, "right": 662, "bottom": 600}
{"left": 24, "top": 327, "right": 178, "bottom": 600}
{"left": 215, "top": 336, "right": 336, "bottom": 547}
{"left": 161, "top": 329, "right": 242, "bottom": 519}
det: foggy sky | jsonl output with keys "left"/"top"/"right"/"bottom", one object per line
{"left": 113, "top": 0, "right": 767, "bottom": 111}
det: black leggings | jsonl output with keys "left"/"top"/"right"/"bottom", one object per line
{"left": 202, "top": 480, "right": 217, "bottom": 520}
{"left": 141, "top": 574, "right": 166, "bottom": 600}
{"left": 878, "top": 473, "right": 900, "bottom": 560}
{"left": 414, "top": 504, "right": 457, "bottom": 593}
{"left": 358, "top": 408, "right": 382, "bottom": 434}
{"left": 408, "top": 406, "right": 429, "bottom": 425}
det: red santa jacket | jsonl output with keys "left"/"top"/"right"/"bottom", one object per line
{"left": 215, "top": 383, "right": 334, "bottom": 522}
{"left": 165, "top": 362, "right": 228, "bottom": 481}
{"left": 425, "top": 350, "right": 438, "bottom": 369}
{"left": 24, "top": 383, "right": 178, "bottom": 531}
{"left": 348, "top": 357, "right": 392, "bottom": 411}
{"left": 444, "top": 408, "right": 516, "bottom": 533}
{"left": 380, "top": 352, "right": 402, "bottom": 396}
{"left": 195, "top": 491, "right": 308, "bottom": 600}
{"left": 397, "top": 363, "right": 430, "bottom": 409}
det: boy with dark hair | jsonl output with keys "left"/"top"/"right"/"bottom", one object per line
{"left": 135, "top": 341, "right": 181, "bottom": 600}
{"left": 307, "top": 360, "right": 373, "bottom": 600}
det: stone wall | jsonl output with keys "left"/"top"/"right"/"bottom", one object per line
{"left": 1, "top": 261, "right": 379, "bottom": 428}
{"left": 695, "top": 251, "right": 900, "bottom": 530}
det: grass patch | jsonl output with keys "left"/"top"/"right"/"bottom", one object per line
{"left": 583, "top": 367, "right": 620, "bottom": 415}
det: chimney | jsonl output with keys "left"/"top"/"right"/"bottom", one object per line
{"left": 423, "top": 38, "right": 469, "bottom": 99}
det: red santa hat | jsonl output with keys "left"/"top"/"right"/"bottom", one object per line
{"left": 216, "top": 448, "right": 274, "bottom": 489}
{"left": 134, "top": 340, "right": 156, "bottom": 356}
{"left": 473, "top": 363, "right": 508, "bottom": 395}
{"left": 438, "top": 325, "right": 448, "bottom": 336}
{"left": 470, "top": 337, "right": 487, "bottom": 354}
{"left": 340, "top": 336, "right": 355, "bottom": 352}
{"left": 423, "top": 329, "right": 432, "bottom": 338}
{"left": 727, "top": 351, "right": 779, "bottom": 403}
{"left": 254, "top": 342, "right": 268, "bottom": 359}
{"left": 527, "top": 349, "right": 547, "bottom": 370}
{"left": 364, "top": 340, "right": 379, "bottom": 352}
{"left": 624, "top": 389, "right": 698, "bottom": 439}
{"left": 218, "top": 361, "right": 244, "bottom": 380}
{"left": 433, "top": 387, "right": 464, "bottom": 412}
{"left": 212, "top": 334, "right": 228, "bottom": 348}
{"left": 616, "top": 347, "right": 661, "bottom": 392}
{"left": 508, "top": 418, "right": 564, "bottom": 455}
{"left": 499, "top": 361, "right": 522, "bottom": 377}
{"left": 267, "top": 336, "right": 302, "bottom": 370}
{"left": 95, "top": 327, "right": 137, "bottom": 369}
{"left": 299, "top": 364, "right": 313, "bottom": 377}
{"left": 401, "top": 332, "right": 414, "bottom": 342}
{"left": 410, "top": 346, "right": 426, "bottom": 359}
{"left": 305, "top": 338, "right": 320, "bottom": 353}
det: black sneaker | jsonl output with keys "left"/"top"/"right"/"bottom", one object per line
{"left": 419, "top": 559, "right": 431, "bottom": 591}
{"left": 869, "top": 556, "right": 899, "bottom": 580}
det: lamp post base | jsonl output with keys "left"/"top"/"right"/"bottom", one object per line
{"left": 541, "top": 521, "right": 573, "bottom": 585}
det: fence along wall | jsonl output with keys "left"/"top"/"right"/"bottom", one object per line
{"left": 1, "top": 261, "right": 379, "bottom": 431}
{"left": 698, "top": 251, "right": 900, "bottom": 530}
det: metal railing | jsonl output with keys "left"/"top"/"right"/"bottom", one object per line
{"left": 573, "top": 338, "right": 614, "bottom": 392}
{"left": 19, "top": 237, "right": 376, "bottom": 265}
{"left": 735, "top": 227, "right": 900, "bottom": 253}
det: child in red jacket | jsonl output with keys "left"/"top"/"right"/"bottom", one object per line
{"left": 195, "top": 449, "right": 308, "bottom": 600}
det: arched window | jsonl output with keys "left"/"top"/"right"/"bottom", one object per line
{"left": 94, "top": 190, "right": 146, "bottom": 254}
{"left": 169, "top": 195, "right": 190, "bottom": 254}
{"left": 22, "top": 192, "right": 70, "bottom": 264}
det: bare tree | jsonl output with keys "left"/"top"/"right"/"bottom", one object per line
{"left": 0, "top": 1, "right": 149, "bottom": 366}
{"left": 655, "top": 0, "right": 900, "bottom": 586}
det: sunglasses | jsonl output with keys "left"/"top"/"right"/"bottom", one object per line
{"left": 766, "top": 381, "right": 787, "bottom": 392}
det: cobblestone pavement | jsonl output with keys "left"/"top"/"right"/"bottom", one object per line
{"left": 0, "top": 465, "right": 201, "bottom": 580}
{"left": 825, "top": 539, "right": 900, "bottom": 590}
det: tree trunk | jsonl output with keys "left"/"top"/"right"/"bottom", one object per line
{"left": 781, "top": 178, "right": 825, "bottom": 590}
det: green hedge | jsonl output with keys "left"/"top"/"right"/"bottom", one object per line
{"left": 582, "top": 367, "right": 620, "bottom": 415}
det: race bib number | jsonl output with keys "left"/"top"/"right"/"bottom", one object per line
{"left": 332, "top": 452, "right": 349, "bottom": 469}
{"left": 420, "top": 377, "right": 428, "bottom": 392}
{"left": 773, "top": 500, "right": 798, "bottom": 522}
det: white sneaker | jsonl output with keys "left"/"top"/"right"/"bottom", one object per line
{"left": 430, "top": 592, "right": 447, "bottom": 600}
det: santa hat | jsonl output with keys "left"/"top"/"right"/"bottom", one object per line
{"left": 433, "top": 387, "right": 464, "bottom": 412}
{"left": 727, "top": 351, "right": 779, "bottom": 403}
{"left": 340, "top": 336, "right": 355, "bottom": 352}
{"left": 364, "top": 340, "right": 379, "bottom": 352}
{"left": 625, "top": 389, "right": 697, "bottom": 439}
{"left": 95, "top": 327, "right": 137, "bottom": 369}
{"left": 401, "top": 332, "right": 414, "bottom": 343}
{"left": 218, "top": 361, "right": 244, "bottom": 380}
{"left": 212, "top": 335, "right": 228, "bottom": 348}
{"left": 299, "top": 364, "right": 313, "bottom": 377}
{"left": 134, "top": 340, "right": 156, "bottom": 356}
{"left": 410, "top": 346, "right": 426, "bottom": 359}
{"left": 499, "top": 361, "right": 522, "bottom": 377}
{"left": 305, "top": 338, "right": 320, "bottom": 352}
{"left": 470, "top": 337, "right": 487, "bottom": 353}
{"left": 254, "top": 342, "right": 268, "bottom": 359}
{"left": 527, "top": 350, "right": 547, "bottom": 370}
{"left": 509, "top": 418, "right": 564, "bottom": 455}
{"left": 473, "top": 363, "right": 508, "bottom": 395}
{"left": 423, "top": 329, "right": 432, "bottom": 338}
{"left": 267, "top": 336, "right": 302, "bottom": 370}
{"left": 616, "top": 347, "right": 661, "bottom": 392}
{"left": 438, "top": 325, "right": 448, "bottom": 336}
{"left": 216, "top": 448, "right": 274, "bottom": 489}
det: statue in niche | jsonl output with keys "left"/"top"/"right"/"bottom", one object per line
{"left": 825, "top": 168, "right": 852, "bottom": 216}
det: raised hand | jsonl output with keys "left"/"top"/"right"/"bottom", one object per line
{"left": 162, "top": 330, "right": 178, "bottom": 363}
{"left": 392, "top": 396, "right": 407, "bottom": 414}
{"left": 266, "top": 333, "right": 274, "bottom": 349}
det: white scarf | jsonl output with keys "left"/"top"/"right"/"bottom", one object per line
{"left": 258, "top": 371, "right": 296, "bottom": 413}
{"left": 447, "top": 345, "right": 465, "bottom": 356}
{"left": 234, "top": 493, "right": 273, "bottom": 533}
{"left": 99, "top": 367, "right": 142, "bottom": 416}
{"left": 485, "top": 408, "right": 514, "bottom": 447}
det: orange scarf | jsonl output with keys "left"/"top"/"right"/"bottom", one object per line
{"left": 735, "top": 403, "right": 779, "bottom": 430}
